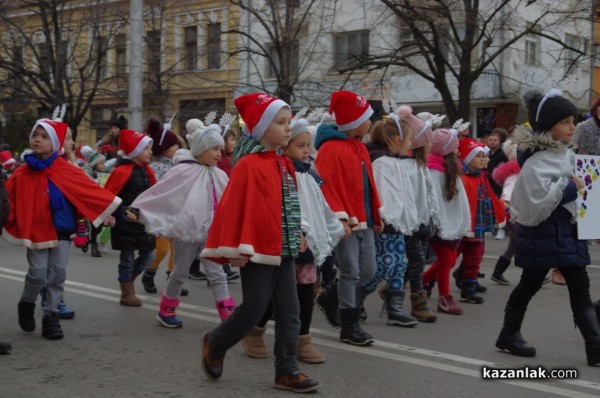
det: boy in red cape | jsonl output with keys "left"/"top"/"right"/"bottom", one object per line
{"left": 4, "top": 117, "right": 121, "bottom": 340}
{"left": 104, "top": 129, "right": 156, "bottom": 307}
{"left": 313, "top": 90, "right": 383, "bottom": 346}
{"left": 200, "top": 93, "right": 319, "bottom": 393}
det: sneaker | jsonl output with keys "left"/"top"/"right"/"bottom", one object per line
{"left": 274, "top": 373, "right": 319, "bottom": 393}
{"left": 57, "top": 301, "right": 75, "bottom": 320}
{"left": 475, "top": 282, "right": 487, "bottom": 293}
{"left": 223, "top": 264, "right": 240, "bottom": 282}
{"left": 189, "top": 270, "right": 207, "bottom": 280}
{"left": 491, "top": 273, "right": 510, "bottom": 285}
{"left": 494, "top": 228, "right": 506, "bottom": 240}
{"left": 156, "top": 312, "right": 183, "bottom": 328}
{"left": 438, "top": 295, "right": 463, "bottom": 315}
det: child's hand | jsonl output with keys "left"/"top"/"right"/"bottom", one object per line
{"left": 373, "top": 225, "right": 383, "bottom": 234}
{"left": 230, "top": 258, "right": 248, "bottom": 267}
{"left": 572, "top": 176, "right": 584, "bottom": 191}
{"left": 125, "top": 207, "right": 140, "bottom": 222}
{"left": 341, "top": 220, "right": 352, "bottom": 239}
{"left": 103, "top": 215, "right": 115, "bottom": 227}
{"left": 299, "top": 235, "right": 308, "bottom": 253}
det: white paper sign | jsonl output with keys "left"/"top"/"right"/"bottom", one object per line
{"left": 575, "top": 154, "right": 600, "bottom": 239}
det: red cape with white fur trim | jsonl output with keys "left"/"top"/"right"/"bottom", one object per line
{"left": 201, "top": 151, "right": 297, "bottom": 266}
{"left": 461, "top": 172, "right": 506, "bottom": 236}
{"left": 3, "top": 158, "right": 122, "bottom": 249}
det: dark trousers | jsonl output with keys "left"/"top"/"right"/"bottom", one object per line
{"left": 208, "top": 258, "right": 300, "bottom": 377}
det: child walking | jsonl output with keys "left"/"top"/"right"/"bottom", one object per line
{"left": 130, "top": 120, "right": 234, "bottom": 328}
{"left": 495, "top": 88, "right": 600, "bottom": 366}
{"left": 81, "top": 146, "right": 107, "bottom": 258}
{"left": 455, "top": 137, "right": 505, "bottom": 303}
{"left": 4, "top": 116, "right": 121, "bottom": 339}
{"left": 200, "top": 93, "right": 319, "bottom": 393}
{"left": 314, "top": 90, "right": 384, "bottom": 346}
{"left": 423, "top": 129, "right": 471, "bottom": 315}
{"left": 360, "top": 114, "right": 418, "bottom": 326}
{"left": 104, "top": 129, "right": 156, "bottom": 307}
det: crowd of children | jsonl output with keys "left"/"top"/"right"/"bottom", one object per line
{"left": 1, "top": 87, "right": 600, "bottom": 390}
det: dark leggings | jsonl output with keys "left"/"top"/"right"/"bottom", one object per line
{"left": 507, "top": 267, "right": 592, "bottom": 313}
{"left": 258, "top": 283, "right": 315, "bottom": 335}
{"left": 404, "top": 235, "right": 428, "bottom": 293}
{"left": 90, "top": 224, "right": 102, "bottom": 244}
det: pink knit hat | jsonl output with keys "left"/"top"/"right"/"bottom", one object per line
{"left": 429, "top": 128, "right": 459, "bottom": 156}
{"left": 396, "top": 105, "right": 431, "bottom": 149}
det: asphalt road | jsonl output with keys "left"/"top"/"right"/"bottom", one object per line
{"left": 1, "top": 237, "right": 599, "bottom": 397}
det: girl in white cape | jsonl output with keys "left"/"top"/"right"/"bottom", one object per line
{"left": 129, "top": 120, "right": 234, "bottom": 328}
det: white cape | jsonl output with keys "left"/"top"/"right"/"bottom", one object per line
{"left": 372, "top": 156, "right": 419, "bottom": 234}
{"left": 132, "top": 150, "right": 228, "bottom": 242}
{"left": 296, "top": 172, "right": 344, "bottom": 266}
{"left": 401, "top": 158, "right": 441, "bottom": 228}
{"left": 429, "top": 169, "right": 471, "bottom": 240}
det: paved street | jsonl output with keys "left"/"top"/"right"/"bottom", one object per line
{"left": 1, "top": 237, "right": 599, "bottom": 397}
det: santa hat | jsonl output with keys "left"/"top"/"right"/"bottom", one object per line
{"left": 80, "top": 145, "right": 106, "bottom": 168}
{"left": 118, "top": 129, "right": 153, "bottom": 159}
{"left": 234, "top": 93, "right": 290, "bottom": 141}
{"left": 396, "top": 105, "right": 432, "bottom": 149}
{"left": 0, "top": 150, "right": 16, "bottom": 167}
{"left": 429, "top": 129, "right": 459, "bottom": 156}
{"left": 30, "top": 119, "right": 69, "bottom": 154}
{"left": 329, "top": 91, "right": 373, "bottom": 131}
{"left": 458, "top": 137, "right": 486, "bottom": 165}
{"left": 185, "top": 119, "right": 224, "bottom": 157}
{"left": 20, "top": 149, "right": 34, "bottom": 162}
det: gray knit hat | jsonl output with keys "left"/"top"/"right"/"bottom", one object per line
{"left": 290, "top": 118, "right": 311, "bottom": 141}
{"left": 573, "top": 117, "right": 600, "bottom": 155}
{"left": 185, "top": 119, "right": 224, "bottom": 157}
{"left": 80, "top": 145, "right": 106, "bottom": 168}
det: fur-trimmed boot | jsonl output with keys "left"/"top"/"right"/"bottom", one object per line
{"left": 410, "top": 291, "right": 437, "bottom": 323}
{"left": 379, "top": 286, "right": 417, "bottom": 327}
{"left": 241, "top": 326, "right": 269, "bottom": 358}
{"left": 215, "top": 296, "right": 236, "bottom": 321}
{"left": 491, "top": 256, "right": 511, "bottom": 285}
{"left": 496, "top": 306, "right": 536, "bottom": 357}
{"left": 297, "top": 334, "right": 325, "bottom": 364}
{"left": 156, "top": 295, "right": 182, "bottom": 328}
{"left": 119, "top": 281, "right": 142, "bottom": 307}
{"left": 574, "top": 307, "right": 600, "bottom": 366}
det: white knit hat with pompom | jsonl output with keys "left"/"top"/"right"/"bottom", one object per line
{"left": 185, "top": 119, "right": 224, "bottom": 157}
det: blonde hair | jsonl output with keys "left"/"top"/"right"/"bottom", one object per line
{"left": 370, "top": 118, "right": 412, "bottom": 149}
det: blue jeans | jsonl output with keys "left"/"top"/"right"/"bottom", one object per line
{"left": 118, "top": 249, "right": 155, "bottom": 282}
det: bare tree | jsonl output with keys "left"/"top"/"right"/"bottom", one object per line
{"left": 343, "top": 0, "right": 593, "bottom": 121}
{"left": 0, "top": 0, "right": 126, "bottom": 139}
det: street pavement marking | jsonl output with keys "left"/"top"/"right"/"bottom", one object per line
{"left": 1, "top": 266, "right": 599, "bottom": 397}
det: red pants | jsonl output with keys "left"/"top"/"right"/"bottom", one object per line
{"left": 457, "top": 239, "right": 485, "bottom": 280}
{"left": 423, "top": 240, "right": 457, "bottom": 297}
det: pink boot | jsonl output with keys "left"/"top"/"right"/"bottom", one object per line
{"left": 216, "top": 296, "right": 236, "bottom": 321}
{"left": 156, "top": 295, "right": 183, "bottom": 328}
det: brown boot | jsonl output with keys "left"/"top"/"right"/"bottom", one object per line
{"left": 297, "top": 334, "right": 325, "bottom": 364}
{"left": 411, "top": 291, "right": 438, "bottom": 323}
{"left": 119, "top": 281, "right": 142, "bottom": 307}
{"left": 241, "top": 326, "right": 268, "bottom": 358}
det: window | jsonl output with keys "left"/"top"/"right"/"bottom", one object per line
{"left": 524, "top": 24, "right": 541, "bottom": 66}
{"left": 13, "top": 46, "right": 23, "bottom": 70}
{"left": 334, "top": 30, "right": 369, "bottom": 70}
{"left": 184, "top": 26, "right": 197, "bottom": 71}
{"left": 38, "top": 43, "right": 50, "bottom": 76}
{"left": 94, "top": 36, "right": 108, "bottom": 78}
{"left": 57, "top": 39, "right": 68, "bottom": 76}
{"left": 147, "top": 29, "right": 161, "bottom": 77}
{"left": 115, "top": 33, "right": 127, "bottom": 76}
{"left": 564, "top": 33, "right": 588, "bottom": 72}
{"left": 207, "top": 22, "right": 221, "bottom": 69}
{"left": 268, "top": 41, "right": 299, "bottom": 78}
{"left": 399, "top": 27, "right": 414, "bottom": 49}
{"left": 179, "top": 98, "right": 225, "bottom": 131}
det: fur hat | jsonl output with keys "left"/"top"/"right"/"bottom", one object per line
{"left": 185, "top": 119, "right": 224, "bottom": 157}
{"left": 111, "top": 116, "right": 127, "bottom": 130}
{"left": 429, "top": 129, "right": 459, "bottom": 156}
{"left": 523, "top": 88, "right": 577, "bottom": 133}
{"left": 118, "top": 129, "right": 152, "bottom": 159}
{"left": 329, "top": 91, "right": 373, "bottom": 131}
{"left": 573, "top": 118, "right": 600, "bottom": 155}
{"left": 0, "top": 150, "right": 16, "bottom": 167}
{"left": 30, "top": 119, "right": 69, "bottom": 154}
{"left": 80, "top": 145, "right": 106, "bottom": 168}
{"left": 397, "top": 105, "right": 431, "bottom": 149}
{"left": 234, "top": 93, "right": 290, "bottom": 141}
{"left": 458, "top": 137, "right": 486, "bottom": 165}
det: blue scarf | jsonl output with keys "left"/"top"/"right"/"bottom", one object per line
{"left": 25, "top": 153, "right": 76, "bottom": 233}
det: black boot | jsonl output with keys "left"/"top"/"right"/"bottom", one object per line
{"left": 91, "top": 242, "right": 102, "bottom": 258}
{"left": 339, "top": 308, "right": 374, "bottom": 346}
{"left": 573, "top": 307, "right": 600, "bottom": 366}
{"left": 379, "top": 287, "right": 417, "bottom": 327}
{"left": 491, "top": 256, "right": 511, "bottom": 285}
{"left": 496, "top": 306, "right": 536, "bottom": 357}
{"left": 460, "top": 279, "right": 484, "bottom": 304}
{"left": 141, "top": 270, "right": 157, "bottom": 294}
{"left": 17, "top": 300, "right": 36, "bottom": 333}
{"left": 452, "top": 264, "right": 463, "bottom": 289}
{"left": 316, "top": 281, "right": 341, "bottom": 329}
{"left": 42, "top": 313, "right": 64, "bottom": 340}
{"left": 356, "top": 287, "right": 368, "bottom": 321}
